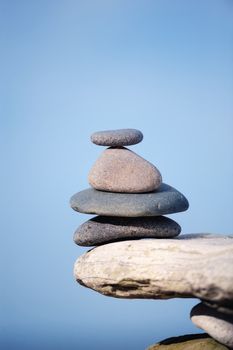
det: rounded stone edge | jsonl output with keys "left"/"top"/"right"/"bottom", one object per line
{"left": 73, "top": 215, "right": 182, "bottom": 247}
{"left": 88, "top": 147, "right": 163, "bottom": 193}
{"left": 69, "top": 185, "right": 190, "bottom": 217}
{"left": 203, "top": 301, "right": 233, "bottom": 316}
{"left": 190, "top": 302, "right": 233, "bottom": 348}
{"left": 90, "top": 128, "right": 143, "bottom": 146}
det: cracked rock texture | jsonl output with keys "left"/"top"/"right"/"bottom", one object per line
{"left": 74, "top": 234, "right": 233, "bottom": 305}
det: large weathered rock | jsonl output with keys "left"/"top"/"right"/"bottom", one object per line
{"left": 88, "top": 147, "right": 162, "bottom": 193}
{"left": 70, "top": 183, "right": 189, "bottom": 217}
{"left": 146, "top": 334, "right": 229, "bottom": 349}
{"left": 74, "top": 234, "right": 233, "bottom": 305}
{"left": 191, "top": 302, "right": 233, "bottom": 348}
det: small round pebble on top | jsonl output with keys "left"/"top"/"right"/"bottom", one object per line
{"left": 91, "top": 128, "right": 143, "bottom": 147}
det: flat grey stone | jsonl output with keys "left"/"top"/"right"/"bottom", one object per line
{"left": 70, "top": 183, "right": 189, "bottom": 217}
{"left": 74, "top": 215, "right": 181, "bottom": 246}
{"left": 74, "top": 234, "right": 233, "bottom": 305}
{"left": 191, "top": 302, "right": 233, "bottom": 348}
{"left": 90, "top": 128, "right": 143, "bottom": 146}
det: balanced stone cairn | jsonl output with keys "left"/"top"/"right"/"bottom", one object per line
{"left": 70, "top": 129, "right": 233, "bottom": 349}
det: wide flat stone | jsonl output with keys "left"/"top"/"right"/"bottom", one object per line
{"left": 147, "top": 334, "right": 228, "bottom": 350}
{"left": 91, "top": 128, "right": 143, "bottom": 147}
{"left": 88, "top": 147, "right": 162, "bottom": 193}
{"left": 70, "top": 183, "right": 189, "bottom": 217}
{"left": 74, "top": 234, "right": 233, "bottom": 305}
{"left": 191, "top": 303, "right": 233, "bottom": 348}
{"left": 74, "top": 215, "right": 181, "bottom": 246}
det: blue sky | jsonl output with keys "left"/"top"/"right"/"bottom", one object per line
{"left": 1, "top": 1, "right": 233, "bottom": 349}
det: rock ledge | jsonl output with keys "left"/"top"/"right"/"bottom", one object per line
{"left": 74, "top": 234, "right": 233, "bottom": 305}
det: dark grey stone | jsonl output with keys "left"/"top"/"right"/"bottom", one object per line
{"left": 74, "top": 215, "right": 181, "bottom": 246}
{"left": 203, "top": 301, "right": 233, "bottom": 316}
{"left": 70, "top": 183, "right": 189, "bottom": 217}
{"left": 90, "top": 128, "right": 143, "bottom": 146}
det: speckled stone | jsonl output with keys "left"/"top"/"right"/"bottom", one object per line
{"left": 73, "top": 216, "right": 181, "bottom": 246}
{"left": 91, "top": 128, "right": 143, "bottom": 147}
{"left": 147, "top": 334, "right": 229, "bottom": 350}
{"left": 191, "top": 302, "right": 233, "bottom": 348}
{"left": 70, "top": 183, "right": 189, "bottom": 217}
{"left": 88, "top": 147, "right": 162, "bottom": 193}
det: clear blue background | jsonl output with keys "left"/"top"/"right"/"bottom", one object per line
{"left": 1, "top": 1, "right": 233, "bottom": 349}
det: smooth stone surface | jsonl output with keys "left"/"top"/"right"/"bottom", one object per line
{"left": 191, "top": 303, "right": 233, "bottom": 348}
{"left": 91, "top": 128, "right": 143, "bottom": 146}
{"left": 74, "top": 234, "right": 233, "bottom": 304}
{"left": 88, "top": 147, "right": 162, "bottom": 193}
{"left": 74, "top": 216, "right": 181, "bottom": 246}
{"left": 70, "top": 183, "right": 189, "bottom": 217}
{"left": 147, "top": 334, "right": 229, "bottom": 350}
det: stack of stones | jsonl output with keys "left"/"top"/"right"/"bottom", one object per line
{"left": 71, "top": 128, "right": 189, "bottom": 247}
{"left": 70, "top": 129, "right": 233, "bottom": 350}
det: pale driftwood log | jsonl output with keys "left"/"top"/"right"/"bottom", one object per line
{"left": 74, "top": 234, "right": 233, "bottom": 305}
